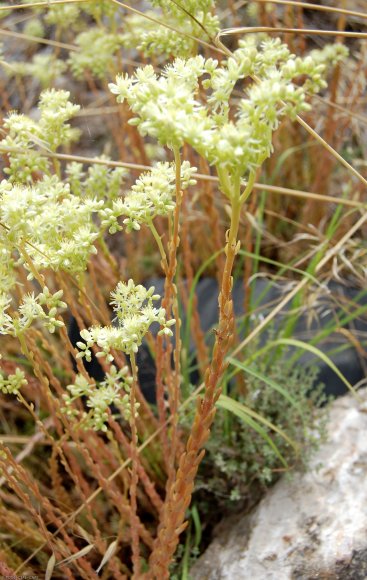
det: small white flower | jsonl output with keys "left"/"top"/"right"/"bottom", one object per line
{"left": 76, "top": 280, "right": 175, "bottom": 360}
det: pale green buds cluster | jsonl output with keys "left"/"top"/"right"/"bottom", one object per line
{"left": 2, "top": 89, "right": 80, "bottom": 183}
{"left": 38, "top": 89, "right": 81, "bottom": 150}
{"left": 66, "top": 159, "right": 127, "bottom": 202}
{"left": 23, "top": 18, "right": 45, "bottom": 39}
{"left": 110, "top": 38, "right": 346, "bottom": 180}
{"left": 151, "top": 0, "right": 214, "bottom": 12}
{"left": 0, "top": 293, "right": 13, "bottom": 336}
{"left": 310, "top": 43, "right": 349, "bottom": 68}
{"left": 100, "top": 161, "right": 196, "bottom": 234}
{"left": 109, "top": 56, "right": 211, "bottom": 150}
{"left": 62, "top": 366, "right": 134, "bottom": 432}
{"left": 8, "top": 54, "right": 67, "bottom": 89}
{"left": 122, "top": 0, "right": 219, "bottom": 58}
{"left": 0, "top": 176, "right": 102, "bottom": 275}
{"left": 0, "top": 244, "right": 16, "bottom": 296}
{"left": 82, "top": 0, "right": 118, "bottom": 20}
{"left": 77, "top": 280, "right": 175, "bottom": 360}
{"left": 18, "top": 290, "right": 66, "bottom": 334}
{"left": 69, "top": 29, "right": 123, "bottom": 80}
{"left": 0, "top": 368, "right": 27, "bottom": 395}
{"left": 0, "top": 287, "right": 66, "bottom": 336}
{"left": 122, "top": 11, "right": 219, "bottom": 58}
{"left": 21, "top": 0, "right": 116, "bottom": 33}
{"left": 44, "top": 4, "right": 80, "bottom": 28}
{"left": 1, "top": 113, "right": 49, "bottom": 183}
{"left": 84, "top": 161, "right": 127, "bottom": 202}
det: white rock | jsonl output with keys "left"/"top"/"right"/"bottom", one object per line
{"left": 192, "top": 389, "right": 367, "bottom": 579}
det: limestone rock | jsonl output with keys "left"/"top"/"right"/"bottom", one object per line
{"left": 192, "top": 389, "right": 367, "bottom": 579}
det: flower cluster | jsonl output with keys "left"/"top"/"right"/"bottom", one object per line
{"left": 22, "top": 0, "right": 116, "bottom": 32}
{"left": 38, "top": 89, "right": 81, "bottom": 150}
{"left": 62, "top": 366, "right": 134, "bottom": 432}
{"left": 310, "top": 43, "right": 349, "bottom": 68}
{"left": 6, "top": 54, "right": 67, "bottom": 89}
{"left": 66, "top": 159, "right": 127, "bottom": 202}
{"left": 122, "top": 12, "right": 219, "bottom": 58}
{"left": 1, "top": 89, "right": 80, "bottom": 183}
{"left": 81, "top": 0, "right": 118, "bottom": 21}
{"left": 44, "top": 3, "right": 81, "bottom": 28}
{"left": 1, "top": 113, "right": 49, "bottom": 183}
{"left": 0, "top": 243, "right": 16, "bottom": 296}
{"left": 109, "top": 56, "right": 211, "bottom": 149}
{"left": 84, "top": 161, "right": 127, "bottom": 202}
{"left": 69, "top": 29, "right": 123, "bottom": 80}
{"left": 0, "top": 176, "right": 103, "bottom": 275}
{"left": 121, "top": 1, "right": 219, "bottom": 58}
{"left": 77, "top": 280, "right": 175, "bottom": 360}
{"left": 0, "top": 287, "right": 67, "bottom": 336}
{"left": 100, "top": 161, "right": 196, "bottom": 234}
{"left": 0, "top": 176, "right": 103, "bottom": 273}
{"left": 0, "top": 368, "right": 27, "bottom": 395}
{"left": 110, "top": 38, "right": 347, "bottom": 182}
{"left": 23, "top": 18, "right": 45, "bottom": 38}
{"left": 151, "top": 0, "right": 215, "bottom": 13}
{"left": 0, "top": 293, "right": 13, "bottom": 336}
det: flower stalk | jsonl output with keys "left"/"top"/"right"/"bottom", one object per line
{"left": 147, "top": 172, "right": 254, "bottom": 578}
{"left": 129, "top": 352, "right": 141, "bottom": 578}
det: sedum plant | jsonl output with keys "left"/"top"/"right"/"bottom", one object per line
{"left": 108, "top": 36, "right": 345, "bottom": 577}
{"left": 0, "top": 0, "right": 352, "bottom": 577}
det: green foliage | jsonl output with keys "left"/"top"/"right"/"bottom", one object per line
{"left": 195, "top": 350, "right": 329, "bottom": 508}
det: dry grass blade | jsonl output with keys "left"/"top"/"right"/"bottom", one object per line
{"left": 0, "top": 0, "right": 90, "bottom": 11}
{"left": 295, "top": 115, "right": 367, "bottom": 189}
{"left": 56, "top": 544, "right": 95, "bottom": 567}
{"left": 96, "top": 540, "right": 118, "bottom": 574}
{"left": 1, "top": 147, "right": 363, "bottom": 209}
{"left": 217, "top": 26, "right": 367, "bottom": 42}
{"left": 0, "top": 416, "right": 53, "bottom": 487}
{"left": 0, "top": 28, "right": 78, "bottom": 51}
{"left": 231, "top": 210, "right": 367, "bottom": 358}
{"left": 45, "top": 553, "right": 56, "bottom": 580}
{"left": 312, "top": 94, "right": 367, "bottom": 126}
{"left": 253, "top": 0, "right": 367, "bottom": 21}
